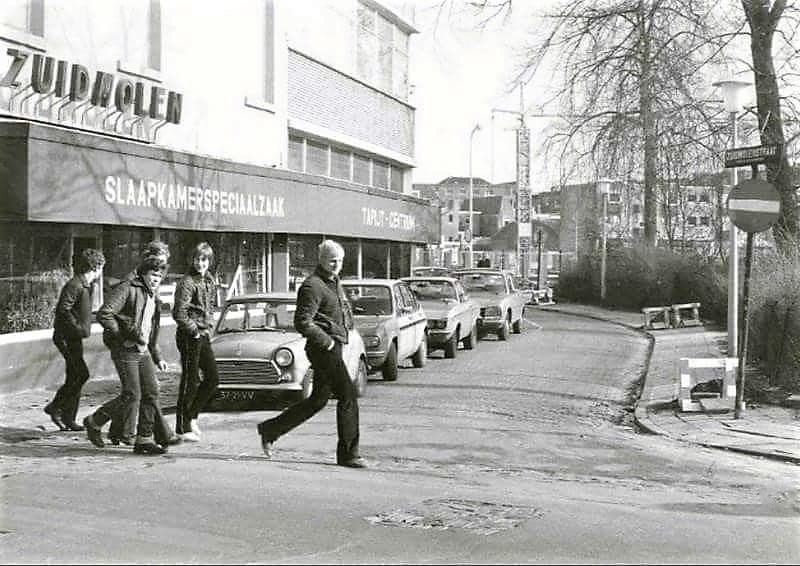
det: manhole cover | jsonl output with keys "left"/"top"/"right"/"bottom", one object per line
{"left": 366, "top": 498, "right": 543, "bottom": 535}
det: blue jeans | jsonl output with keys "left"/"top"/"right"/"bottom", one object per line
{"left": 93, "top": 348, "right": 159, "bottom": 440}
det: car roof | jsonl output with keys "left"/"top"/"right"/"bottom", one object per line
{"left": 401, "top": 276, "right": 458, "bottom": 283}
{"left": 452, "top": 268, "right": 510, "bottom": 275}
{"left": 340, "top": 278, "right": 403, "bottom": 286}
{"left": 225, "top": 292, "right": 296, "bottom": 304}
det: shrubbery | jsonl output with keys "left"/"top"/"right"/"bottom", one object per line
{"left": 557, "top": 243, "right": 799, "bottom": 396}
{"left": 0, "top": 270, "right": 69, "bottom": 334}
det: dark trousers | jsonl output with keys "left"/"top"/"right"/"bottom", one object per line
{"left": 107, "top": 348, "right": 174, "bottom": 443}
{"left": 93, "top": 349, "right": 159, "bottom": 439}
{"left": 50, "top": 336, "right": 89, "bottom": 425}
{"left": 175, "top": 332, "right": 219, "bottom": 434}
{"left": 259, "top": 342, "right": 359, "bottom": 463}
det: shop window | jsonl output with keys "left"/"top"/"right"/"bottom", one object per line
{"left": 373, "top": 160, "right": 389, "bottom": 190}
{"left": 353, "top": 154, "right": 371, "bottom": 185}
{"left": 338, "top": 238, "right": 360, "bottom": 279}
{"left": 700, "top": 216, "right": 710, "bottom": 226}
{"left": 362, "top": 240, "right": 388, "bottom": 279}
{"left": 288, "top": 136, "right": 304, "bottom": 172}
{"left": 331, "top": 146, "right": 351, "bottom": 181}
{"left": 390, "top": 242, "right": 410, "bottom": 279}
{"left": 306, "top": 139, "right": 328, "bottom": 176}
{"left": 288, "top": 235, "right": 321, "bottom": 292}
{"left": 0, "top": 222, "right": 69, "bottom": 279}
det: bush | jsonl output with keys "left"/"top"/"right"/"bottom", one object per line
{"left": 558, "top": 244, "right": 728, "bottom": 325}
{"left": 0, "top": 270, "right": 69, "bottom": 334}
{"left": 747, "top": 244, "right": 800, "bottom": 394}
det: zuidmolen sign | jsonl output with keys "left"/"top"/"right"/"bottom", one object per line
{"left": 726, "top": 178, "right": 781, "bottom": 233}
{"left": 724, "top": 144, "right": 782, "bottom": 168}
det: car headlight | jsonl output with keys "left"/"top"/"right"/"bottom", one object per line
{"left": 274, "top": 347, "right": 294, "bottom": 368}
{"left": 482, "top": 306, "right": 501, "bottom": 317}
{"left": 431, "top": 319, "right": 448, "bottom": 330}
{"left": 363, "top": 335, "right": 382, "bottom": 348}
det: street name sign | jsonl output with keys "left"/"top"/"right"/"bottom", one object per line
{"left": 726, "top": 178, "right": 781, "bottom": 233}
{"left": 724, "top": 143, "right": 783, "bottom": 168}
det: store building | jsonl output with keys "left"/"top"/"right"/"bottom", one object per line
{"left": 0, "top": 0, "right": 438, "bottom": 313}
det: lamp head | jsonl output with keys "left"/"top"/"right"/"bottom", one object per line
{"left": 712, "top": 79, "right": 752, "bottom": 113}
{"left": 596, "top": 178, "right": 614, "bottom": 195}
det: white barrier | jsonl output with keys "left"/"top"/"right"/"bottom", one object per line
{"left": 679, "top": 357, "right": 738, "bottom": 412}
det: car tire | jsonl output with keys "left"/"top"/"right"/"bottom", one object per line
{"left": 463, "top": 324, "right": 478, "bottom": 350}
{"left": 498, "top": 318, "right": 510, "bottom": 341}
{"left": 412, "top": 338, "right": 427, "bottom": 368}
{"left": 444, "top": 328, "right": 459, "bottom": 359}
{"left": 354, "top": 358, "right": 368, "bottom": 397}
{"left": 382, "top": 343, "right": 399, "bottom": 381}
{"left": 512, "top": 317, "right": 522, "bottom": 334}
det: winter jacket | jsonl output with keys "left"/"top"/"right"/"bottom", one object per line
{"left": 294, "top": 266, "right": 353, "bottom": 351}
{"left": 172, "top": 269, "right": 216, "bottom": 337}
{"left": 96, "top": 275, "right": 163, "bottom": 364}
{"left": 53, "top": 274, "right": 93, "bottom": 341}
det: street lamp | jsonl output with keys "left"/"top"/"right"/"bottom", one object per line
{"left": 467, "top": 123, "right": 481, "bottom": 268}
{"left": 713, "top": 78, "right": 752, "bottom": 357}
{"left": 596, "top": 178, "right": 614, "bottom": 302}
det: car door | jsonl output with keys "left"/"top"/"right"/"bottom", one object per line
{"left": 395, "top": 282, "right": 425, "bottom": 358}
{"left": 505, "top": 273, "right": 523, "bottom": 321}
{"left": 455, "top": 280, "right": 478, "bottom": 330}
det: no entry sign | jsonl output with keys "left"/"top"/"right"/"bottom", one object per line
{"left": 726, "top": 179, "right": 781, "bottom": 233}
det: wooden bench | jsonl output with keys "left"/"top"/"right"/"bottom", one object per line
{"left": 641, "top": 306, "right": 671, "bottom": 329}
{"left": 670, "top": 302, "right": 701, "bottom": 328}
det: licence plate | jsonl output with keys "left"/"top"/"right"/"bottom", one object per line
{"left": 218, "top": 390, "right": 256, "bottom": 401}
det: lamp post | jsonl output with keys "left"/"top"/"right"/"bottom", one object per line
{"left": 596, "top": 178, "right": 613, "bottom": 302}
{"left": 713, "top": 79, "right": 752, "bottom": 358}
{"left": 467, "top": 123, "right": 481, "bottom": 268}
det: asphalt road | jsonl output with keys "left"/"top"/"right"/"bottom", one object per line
{"left": 1, "top": 309, "right": 798, "bottom": 564}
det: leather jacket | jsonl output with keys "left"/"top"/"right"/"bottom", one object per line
{"left": 53, "top": 274, "right": 93, "bottom": 341}
{"left": 96, "top": 275, "right": 163, "bottom": 364}
{"left": 294, "top": 266, "right": 353, "bottom": 351}
{"left": 172, "top": 269, "right": 217, "bottom": 337}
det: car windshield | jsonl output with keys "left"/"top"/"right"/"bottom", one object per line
{"left": 216, "top": 300, "right": 296, "bottom": 333}
{"left": 455, "top": 273, "right": 506, "bottom": 293}
{"left": 413, "top": 267, "right": 450, "bottom": 277}
{"left": 343, "top": 285, "right": 392, "bottom": 316}
{"left": 407, "top": 280, "right": 456, "bottom": 301}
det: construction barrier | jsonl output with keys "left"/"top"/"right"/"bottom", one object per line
{"left": 679, "top": 357, "right": 738, "bottom": 412}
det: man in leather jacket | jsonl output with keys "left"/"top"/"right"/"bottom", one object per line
{"left": 257, "top": 239, "right": 365, "bottom": 468}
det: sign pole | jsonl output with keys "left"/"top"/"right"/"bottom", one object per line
{"left": 735, "top": 230, "right": 754, "bottom": 419}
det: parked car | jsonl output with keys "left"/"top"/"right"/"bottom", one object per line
{"left": 208, "top": 292, "right": 368, "bottom": 410}
{"left": 411, "top": 266, "right": 452, "bottom": 277}
{"left": 402, "top": 276, "right": 481, "bottom": 358}
{"left": 341, "top": 279, "right": 428, "bottom": 381}
{"left": 451, "top": 268, "right": 527, "bottom": 340}
{"left": 515, "top": 276, "right": 553, "bottom": 305}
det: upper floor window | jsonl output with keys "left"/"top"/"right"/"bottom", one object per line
{"left": 688, "top": 192, "right": 697, "bottom": 202}
{"left": 356, "top": 0, "right": 410, "bottom": 100}
{"left": 4, "top": 0, "right": 44, "bottom": 36}
{"left": 700, "top": 216, "right": 710, "bottom": 226}
{"left": 699, "top": 191, "right": 709, "bottom": 203}
{"left": 688, "top": 216, "right": 698, "bottom": 226}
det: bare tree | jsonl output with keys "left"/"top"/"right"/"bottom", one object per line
{"left": 741, "top": 0, "right": 800, "bottom": 253}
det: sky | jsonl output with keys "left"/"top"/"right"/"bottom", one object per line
{"left": 408, "top": 1, "right": 561, "bottom": 189}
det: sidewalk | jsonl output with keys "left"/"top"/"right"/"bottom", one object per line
{"left": 541, "top": 303, "right": 800, "bottom": 465}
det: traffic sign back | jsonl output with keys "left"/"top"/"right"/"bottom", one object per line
{"left": 726, "top": 179, "right": 781, "bottom": 233}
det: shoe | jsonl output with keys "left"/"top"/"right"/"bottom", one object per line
{"left": 256, "top": 422, "right": 273, "bottom": 458}
{"left": 180, "top": 431, "right": 200, "bottom": 442}
{"left": 84, "top": 416, "right": 104, "bottom": 448}
{"left": 63, "top": 421, "right": 85, "bottom": 432}
{"left": 108, "top": 433, "right": 133, "bottom": 446}
{"left": 133, "top": 442, "right": 167, "bottom": 455}
{"left": 160, "top": 435, "right": 183, "bottom": 447}
{"left": 44, "top": 404, "right": 67, "bottom": 431}
{"left": 190, "top": 419, "right": 201, "bottom": 435}
{"left": 338, "top": 457, "right": 367, "bottom": 469}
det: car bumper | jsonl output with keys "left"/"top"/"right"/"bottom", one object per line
{"left": 427, "top": 329, "right": 454, "bottom": 345}
{"left": 477, "top": 317, "right": 505, "bottom": 331}
{"left": 365, "top": 350, "right": 388, "bottom": 370}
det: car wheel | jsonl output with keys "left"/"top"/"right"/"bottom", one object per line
{"left": 512, "top": 317, "right": 522, "bottom": 334}
{"left": 444, "top": 328, "right": 459, "bottom": 359}
{"left": 382, "top": 342, "right": 398, "bottom": 381}
{"left": 498, "top": 318, "right": 510, "bottom": 341}
{"left": 463, "top": 324, "right": 478, "bottom": 350}
{"left": 354, "top": 358, "right": 368, "bottom": 397}
{"left": 301, "top": 369, "right": 314, "bottom": 400}
{"left": 412, "top": 338, "right": 427, "bottom": 368}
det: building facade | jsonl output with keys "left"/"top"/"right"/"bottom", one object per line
{"left": 0, "top": 0, "right": 439, "bottom": 316}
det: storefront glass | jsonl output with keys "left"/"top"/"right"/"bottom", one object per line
{"left": 390, "top": 242, "right": 411, "bottom": 279}
{"left": 0, "top": 221, "right": 71, "bottom": 278}
{"left": 288, "top": 234, "right": 321, "bottom": 292}
{"left": 362, "top": 240, "right": 388, "bottom": 279}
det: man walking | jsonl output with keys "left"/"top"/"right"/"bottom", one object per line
{"left": 44, "top": 248, "right": 105, "bottom": 431}
{"left": 256, "top": 239, "right": 366, "bottom": 468}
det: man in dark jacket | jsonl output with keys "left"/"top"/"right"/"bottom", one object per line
{"left": 172, "top": 242, "right": 219, "bottom": 441}
{"left": 257, "top": 239, "right": 365, "bottom": 468}
{"left": 44, "top": 248, "right": 105, "bottom": 431}
{"left": 83, "top": 255, "right": 170, "bottom": 455}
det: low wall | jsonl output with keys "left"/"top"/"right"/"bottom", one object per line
{"left": 0, "top": 317, "right": 181, "bottom": 395}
